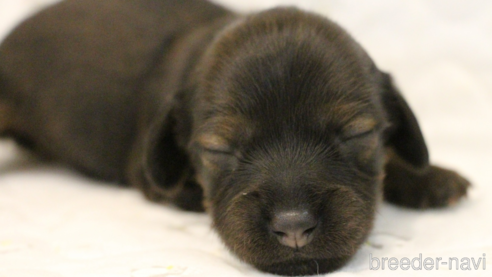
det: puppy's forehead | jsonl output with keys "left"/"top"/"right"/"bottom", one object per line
{"left": 198, "top": 7, "right": 381, "bottom": 140}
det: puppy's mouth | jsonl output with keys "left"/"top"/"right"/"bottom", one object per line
{"left": 254, "top": 233, "right": 358, "bottom": 273}
{"left": 254, "top": 256, "right": 352, "bottom": 276}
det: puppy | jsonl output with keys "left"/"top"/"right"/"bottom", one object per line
{"left": 0, "top": 0, "right": 470, "bottom": 275}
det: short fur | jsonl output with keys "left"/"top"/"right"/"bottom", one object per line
{"left": 0, "top": 0, "right": 470, "bottom": 275}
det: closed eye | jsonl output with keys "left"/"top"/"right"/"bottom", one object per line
{"left": 202, "top": 147, "right": 241, "bottom": 162}
{"left": 342, "top": 129, "right": 375, "bottom": 141}
{"left": 195, "top": 134, "right": 235, "bottom": 155}
{"left": 341, "top": 117, "right": 378, "bottom": 141}
{"left": 203, "top": 147, "right": 235, "bottom": 155}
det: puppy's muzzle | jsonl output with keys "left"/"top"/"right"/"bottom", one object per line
{"left": 271, "top": 209, "right": 318, "bottom": 249}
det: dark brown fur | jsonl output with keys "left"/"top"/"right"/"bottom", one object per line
{"left": 0, "top": 0, "right": 470, "bottom": 275}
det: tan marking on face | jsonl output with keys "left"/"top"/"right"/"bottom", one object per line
{"left": 357, "top": 134, "right": 379, "bottom": 162}
{"left": 197, "top": 134, "right": 230, "bottom": 151}
{"left": 200, "top": 155, "right": 222, "bottom": 174}
{"left": 344, "top": 117, "right": 377, "bottom": 137}
{"left": 320, "top": 101, "right": 371, "bottom": 128}
{"left": 194, "top": 114, "right": 253, "bottom": 149}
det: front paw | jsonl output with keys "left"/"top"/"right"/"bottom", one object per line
{"left": 416, "top": 166, "right": 471, "bottom": 208}
{"left": 384, "top": 165, "right": 471, "bottom": 209}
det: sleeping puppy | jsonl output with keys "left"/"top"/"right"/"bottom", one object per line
{"left": 0, "top": 0, "right": 470, "bottom": 275}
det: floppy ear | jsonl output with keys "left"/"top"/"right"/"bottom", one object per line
{"left": 381, "top": 73, "right": 429, "bottom": 168}
{"left": 128, "top": 104, "right": 204, "bottom": 211}
{"left": 143, "top": 107, "right": 190, "bottom": 193}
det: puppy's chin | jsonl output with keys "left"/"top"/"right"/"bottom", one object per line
{"left": 210, "top": 185, "right": 376, "bottom": 276}
{"left": 255, "top": 257, "right": 351, "bottom": 276}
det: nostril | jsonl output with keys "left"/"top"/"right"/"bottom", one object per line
{"left": 270, "top": 209, "right": 318, "bottom": 249}
{"left": 303, "top": 225, "right": 317, "bottom": 236}
{"left": 273, "top": 230, "right": 286, "bottom": 237}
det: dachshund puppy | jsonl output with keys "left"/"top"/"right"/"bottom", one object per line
{"left": 0, "top": 0, "right": 470, "bottom": 275}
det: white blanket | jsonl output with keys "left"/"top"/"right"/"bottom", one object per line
{"left": 1, "top": 0, "right": 491, "bottom": 276}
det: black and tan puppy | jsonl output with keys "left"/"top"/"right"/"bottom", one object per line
{"left": 0, "top": 0, "right": 470, "bottom": 275}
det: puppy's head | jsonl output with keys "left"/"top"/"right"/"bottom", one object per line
{"left": 142, "top": 7, "right": 428, "bottom": 276}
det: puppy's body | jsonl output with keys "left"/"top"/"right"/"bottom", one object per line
{"left": 0, "top": 0, "right": 231, "bottom": 182}
{"left": 0, "top": 0, "right": 470, "bottom": 275}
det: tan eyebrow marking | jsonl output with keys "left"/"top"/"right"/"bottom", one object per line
{"left": 196, "top": 134, "right": 230, "bottom": 151}
{"left": 343, "top": 117, "right": 377, "bottom": 137}
{"left": 318, "top": 99, "right": 374, "bottom": 129}
{"left": 193, "top": 114, "right": 253, "bottom": 150}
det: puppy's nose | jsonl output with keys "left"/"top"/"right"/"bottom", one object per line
{"left": 271, "top": 210, "right": 317, "bottom": 249}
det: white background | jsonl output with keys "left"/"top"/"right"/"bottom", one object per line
{"left": 1, "top": 0, "right": 491, "bottom": 276}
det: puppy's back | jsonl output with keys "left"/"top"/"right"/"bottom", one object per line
{"left": 0, "top": 0, "right": 229, "bottom": 181}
